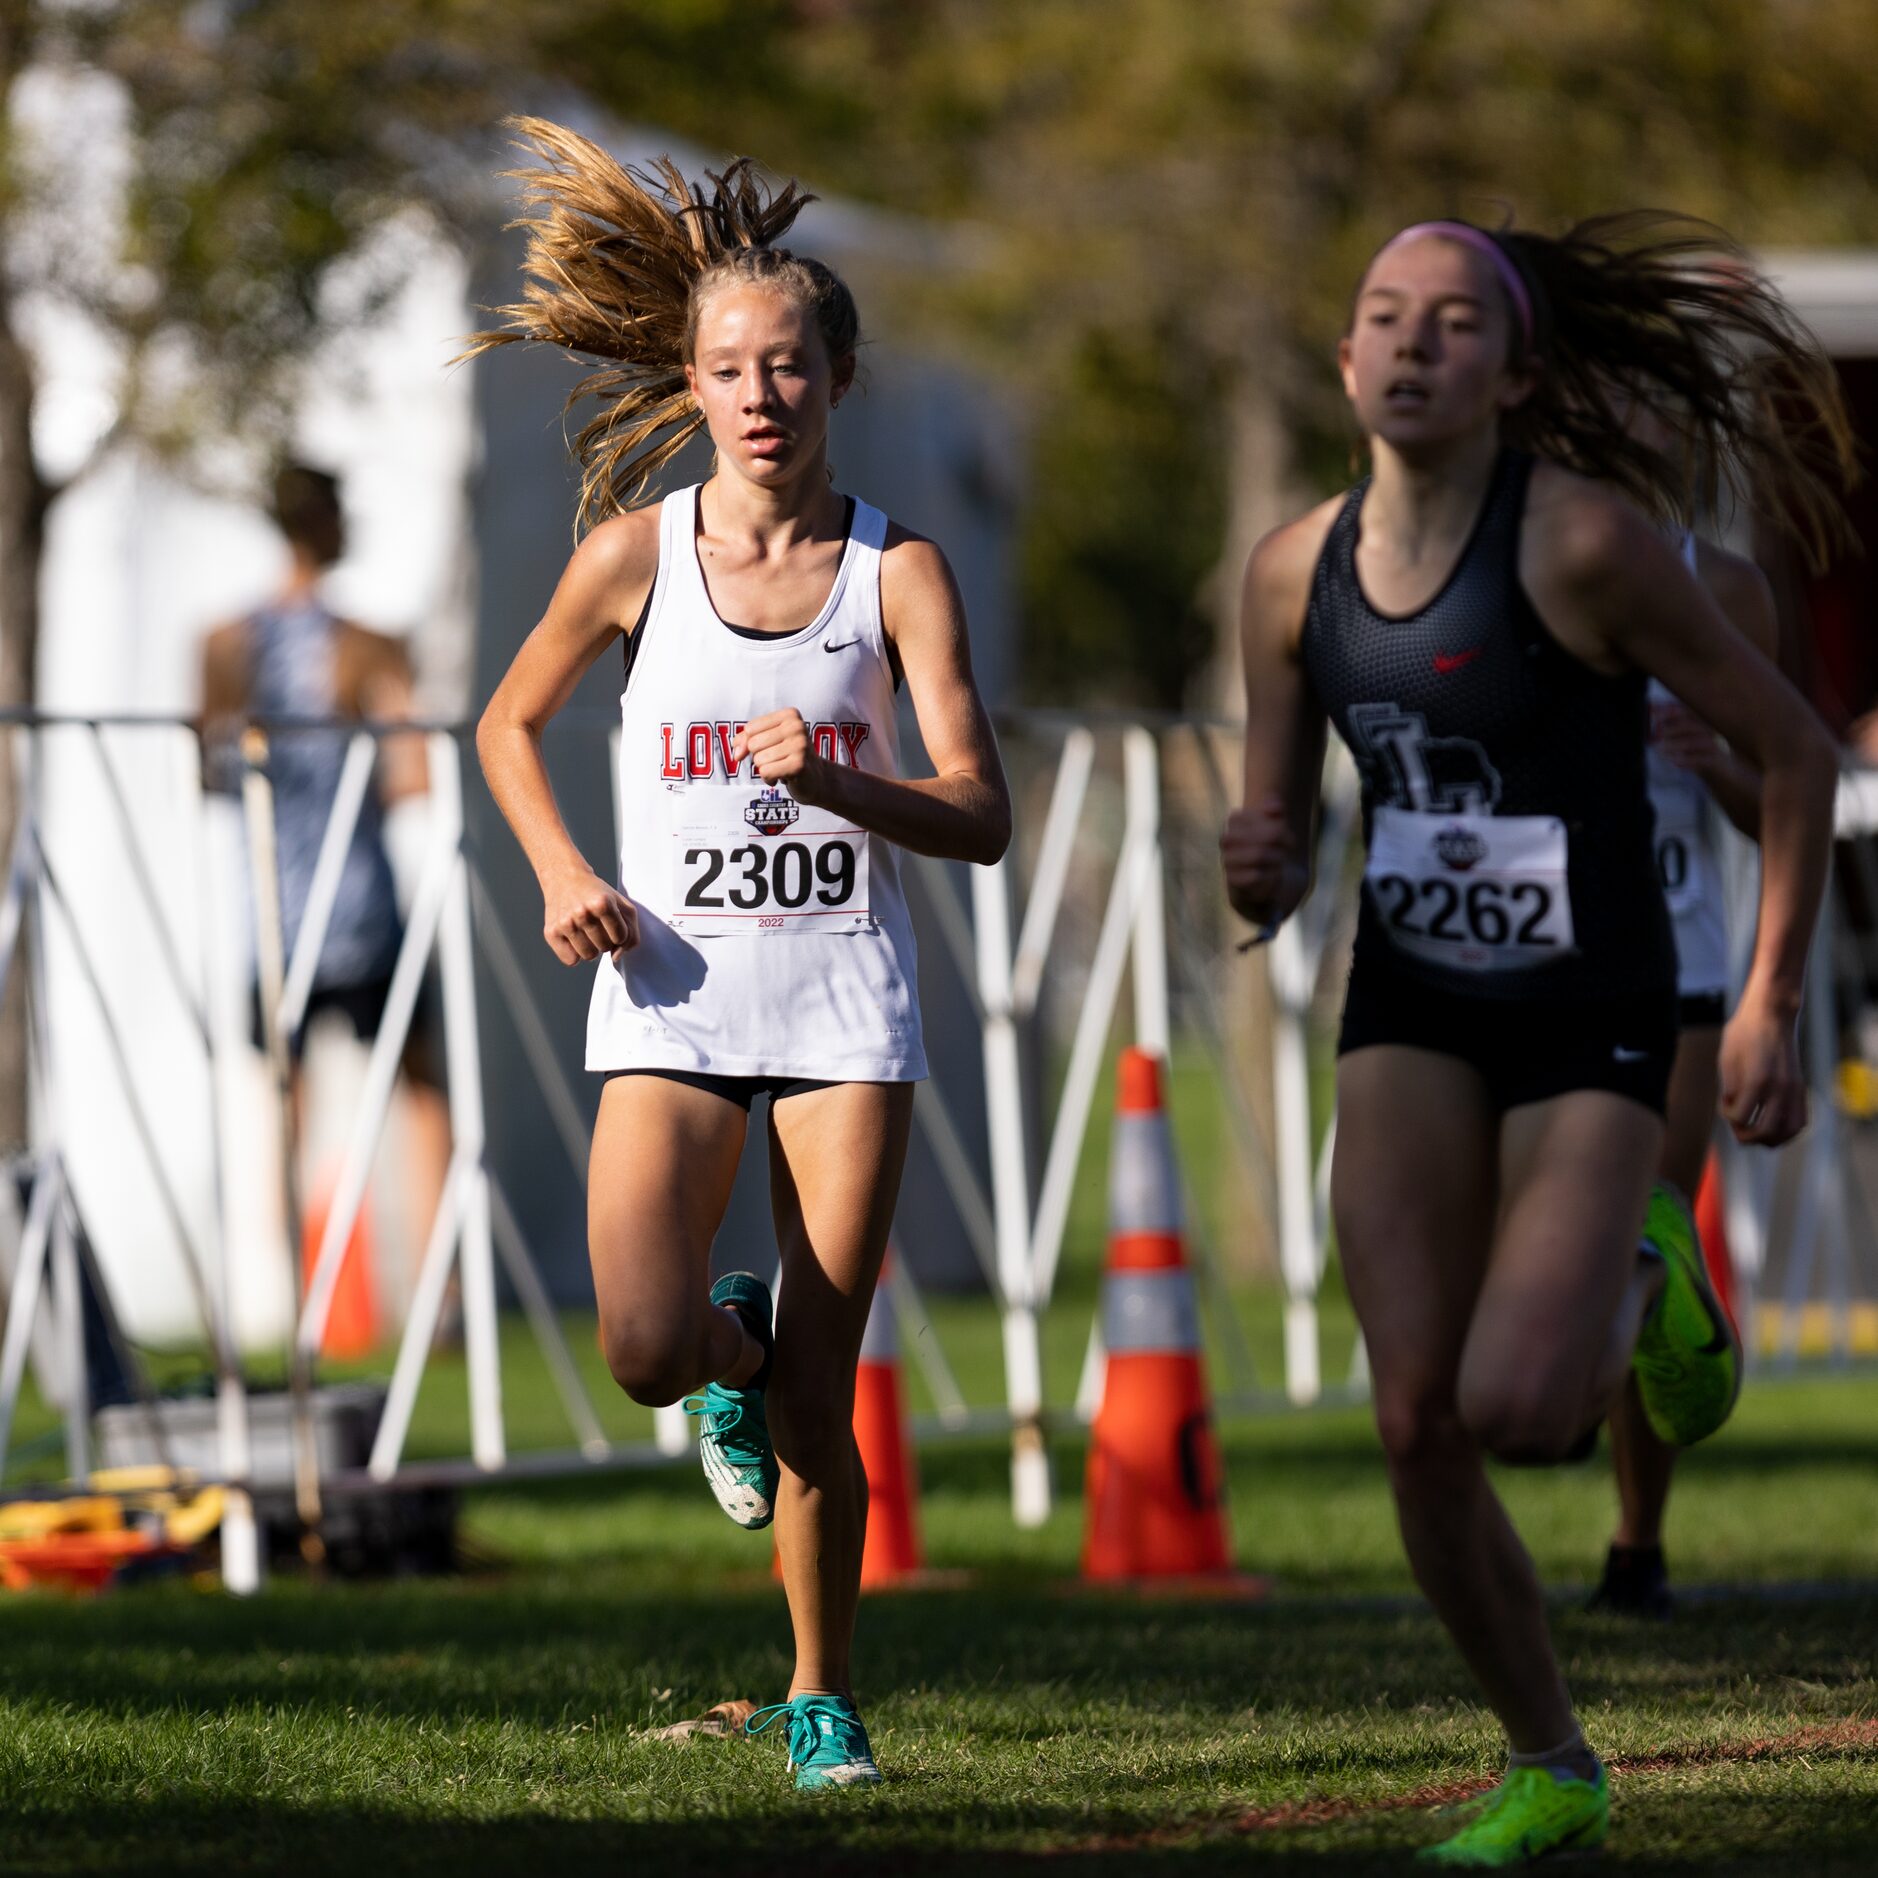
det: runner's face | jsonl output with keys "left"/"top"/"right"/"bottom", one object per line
{"left": 1339, "top": 238, "right": 1534, "bottom": 450}
{"left": 686, "top": 286, "right": 851, "bottom": 487}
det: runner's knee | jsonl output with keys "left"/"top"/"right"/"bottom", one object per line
{"left": 1373, "top": 1387, "right": 1471, "bottom": 1473}
{"left": 1457, "top": 1369, "right": 1582, "bottom": 1464}
{"left": 599, "top": 1317, "right": 700, "bottom": 1407}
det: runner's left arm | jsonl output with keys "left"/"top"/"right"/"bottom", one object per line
{"left": 734, "top": 529, "right": 1011, "bottom": 865}
{"left": 1657, "top": 545, "right": 1779, "bottom": 839}
{"left": 1535, "top": 489, "right": 1836, "bottom": 1145}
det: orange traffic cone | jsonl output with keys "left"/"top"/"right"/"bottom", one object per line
{"left": 1081, "top": 1048, "right": 1231, "bottom": 1581}
{"left": 854, "top": 1256, "right": 923, "bottom": 1588}
{"left": 302, "top": 1175, "right": 378, "bottom": 1361}
{"left": 1693, "top": 1148, "right": 1739, "bottom": 1336}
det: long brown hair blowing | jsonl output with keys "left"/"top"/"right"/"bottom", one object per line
{"left": 1487, "top": 213, "right": 1857, "bottom": 569}
{"left": 463, "top": 117, "right": 859, "bottom": 531}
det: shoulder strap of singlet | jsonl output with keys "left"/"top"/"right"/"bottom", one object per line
{"left": 849, "top": 495, "right": 888, "bottom": 557}
{"left": 1304, "top": 478, "right": 1371, "bottom": 626}
{"left": 842, "top": 495, "right": 899, "bottom": 687}
{"left": 1484, "top": 446, "right": 1533, "bottom": 549}
{"left": 622, "top": 489, "right": 688, "bottom": 694}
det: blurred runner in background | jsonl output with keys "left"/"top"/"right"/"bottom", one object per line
{"left": 201, "top": 463, "right": 451, "bottom": 1318}
{"left": 1593, "top": 525, "right": 1773, "bottom": 1620}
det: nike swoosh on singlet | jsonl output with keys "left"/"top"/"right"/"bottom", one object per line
{"left": 823, "top": 638, "right": 859, "bottom": 653}
{"left": 1433, "top": 647, "right": 1484, "bottom": 674}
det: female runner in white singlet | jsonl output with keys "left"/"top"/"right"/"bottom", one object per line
{"left": 1223, "top": 216, "right": 1849, "bottom": 1864}
{"left": 1594, "top": 530, "right": 1776, "bottom": 1619}
{"left": 472, "top": 123, "right": 1010, "bottom": 1789}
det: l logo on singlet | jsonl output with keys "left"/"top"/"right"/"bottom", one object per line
{"left": 1347, "top": 703, "right": 1502, "bottom": 814}
{"left": 1433, "top": 646, "right": 1484, "bottom": 675}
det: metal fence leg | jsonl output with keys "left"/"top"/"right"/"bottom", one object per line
{"left": 1125, "top": 728, "right": 1171, "bottom": 1058}
{"left": 433, "top": 736, "right": 504, "bottom": 1471}
{"left": 51, "top": 1191, "right": 90, "bottom": 1480}
{"left": 240, "top": 734, "right": 323, "bottom": 1544}
{"left": 0, "top": 1161, "right": 58, "bottom": 1477}
{"left": 368, "top": 1149, "right": 473, "bottom": 1481}
{"left": 1270, "top": 923, "right": 1321, "bottom": 1406}
{"left": 486, "top": 1173, "right": 610, "bottom": 1460}
{"left": 974, "top": 856, "right": 1049, "bottom": 1527}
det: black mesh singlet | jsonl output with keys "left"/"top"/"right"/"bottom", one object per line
{"left": 1301, "top": 450, "right": 1675, "bottom": 1004}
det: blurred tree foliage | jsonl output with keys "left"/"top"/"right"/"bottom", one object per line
{"left": 1018, "top": 327, "right": 1224, "bottom": 711}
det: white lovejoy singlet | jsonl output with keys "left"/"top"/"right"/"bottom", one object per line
{"left": 1645, "top": 533, "right": 1730, "bottom": 1004}
{"left": 584, "top": 483, "right": 927, "bottom": 1081}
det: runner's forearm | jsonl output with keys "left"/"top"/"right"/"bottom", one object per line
{"left": 477, "top": 717, "right": 606, "bottom": 888}
{"left": 1694, "top": 749, "right": 1762, "bottom": 839}
{"left": 1743, "top": 730, "right": 1837, "bottom": 1016}
{"left": 803, "top": 760, "right": 1009, "bottom": 865}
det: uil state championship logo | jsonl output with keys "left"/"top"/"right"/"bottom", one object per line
{"left": 744, "top": 785, "right": 801, "bottom": 836}
{"left": 1434, "top": 823, "right": 1488, "bottom": 872}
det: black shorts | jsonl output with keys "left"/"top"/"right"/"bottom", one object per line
{"left": 249, "top": 972, "right": 445, "bottom": 1090}
{"left": 604, "top": 1068, "right": 833, "bottom": 1112}
{"left": 1337, "top": 961, "right": 1677, "bottom": 1116}
{"left": 1678, "top": 990, "right": 1727, "bottom": 1030}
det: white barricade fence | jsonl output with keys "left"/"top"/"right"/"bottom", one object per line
{"left": 0, "top": 707, "right": 1869, "bottom": 1560}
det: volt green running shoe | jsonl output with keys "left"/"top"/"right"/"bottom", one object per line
{"left": 1632, "top": 1181, "right": 1741, "bottom": 1446}
{"left": 746, "top": 1693, "right": 882, "bottom": 1788}
{"left": 682, "top": 1272, "right": 777, "bottom": 1530}
{"left": 1417, "top": 1763, "right": 1609, "bottom": 1866}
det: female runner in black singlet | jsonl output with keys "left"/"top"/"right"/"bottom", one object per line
{"left": 1222, "top": 216, "right": 1850, "bottom": 1865}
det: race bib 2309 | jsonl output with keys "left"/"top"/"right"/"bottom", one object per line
{"left": 666, "top": 782, "right": 871, "bottom": 937}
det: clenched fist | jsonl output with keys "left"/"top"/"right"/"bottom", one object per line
{"left": 1220, "top": 793, "right": 1298, "bottom": 926}
{"left": 1651, "top": 700, "right": 1725, "bottom": 774}
{"left": 1719, "top": 994, "right": 1807, "bottom": 1146}
{"left": 733, "top": 709, "right": 831, "bottom": 803}
{"left": 541, "top": 862, "right": 639, "bottom": 965}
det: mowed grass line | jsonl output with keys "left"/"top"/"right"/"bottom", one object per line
{"left": 0, "top": 1376, "right": 1874, "bottom": 1873}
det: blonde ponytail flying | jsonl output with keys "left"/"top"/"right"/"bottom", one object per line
{"left": 463, "top": 118, "right": 858, "bottom": 531}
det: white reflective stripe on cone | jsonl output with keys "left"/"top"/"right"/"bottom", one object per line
{"left": 1100, "top": 1269, "right": 1200, "bottom": 1355}
{"left": 860, "top": 1273, "right": 898, "bottom": 1363}
{"left": 1107, "top": 1114, "right": 1183, "bottom": 1235}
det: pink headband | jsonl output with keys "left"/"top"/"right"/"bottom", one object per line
{"left": 1374, "top": 221, "right": 1536, "bottom": 353}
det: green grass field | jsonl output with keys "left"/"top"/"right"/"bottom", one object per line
{"left": 1, "top": 1285, "right": 1874, "bottom": 1875}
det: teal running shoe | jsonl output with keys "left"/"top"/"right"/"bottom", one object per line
{"left": 682, "top": 1272, "right": 777, "bottom": 1530}
{"left": 746, "top": 1692, "right": 882, "bottom": 1789}
{"left": 1417, "top": 1763, "right": 1608, "bottom": 1866}
{"left": 1632, "top": 1182, "right": 1741, "bottom": 1447}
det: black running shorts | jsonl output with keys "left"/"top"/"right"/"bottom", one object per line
{"left": 603, "top": 1068, "right": 833, "bottom": 1111}
{"left": 1337, "top": 958, "right": 1677, "bottom": 1116}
